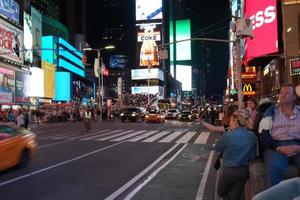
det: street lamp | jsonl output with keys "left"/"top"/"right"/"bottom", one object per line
{"left": 82, "top": 45, "right": 115, "bottom": 118}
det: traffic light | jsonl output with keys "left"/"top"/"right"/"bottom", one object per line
{"left": 82, "top": 54, "right": 87, "bottom": 66}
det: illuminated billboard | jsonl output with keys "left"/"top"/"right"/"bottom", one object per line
{"left": 0, "top": 0, "right": 19, "bottom": 24}
{"left": 244, "top": 0, "right": 278, "bottom": 63}
{"left": 0, "top": 67, "right": 14, "bottom": 103}
{"left": 176, "top": 65, "right": 191, "bottom": 91}
{"left": 29, "top": 67, "right": 44, "bottom": 97}
{"left": 31, "top": 7, "right": 42, "bottom": 67}
{"left": 24, "top": 12, "right": 33, "bottom": 64}
{"left": 0, "top": 17, "right": 23, "bottom": 64}
{"left": 176, "top": 19, "right": 191, "bottom": 61}
{"left": 136, "top": 22, "right": 161, "bottom": 67}
{"left": 55, "top": 72, "right": 71, "bottom": 101}
{"left": 42, "top": 61, "right": 55, "bottom": 98}
{"left": 131, "top": 68, "right": 164, "bottom": 81}
{"left": 110, "top": 55, "right": 128, "bottom": 69}
{"left": 15, "top": 71, "right": 30, "bottom": 103}
{"left": 131, "top": 86, "right": 164, "bottom": 97}
{"left": 136, "top": 0, "right": 162, "bottom": 21}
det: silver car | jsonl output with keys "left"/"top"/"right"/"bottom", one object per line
{"left": 165, "top": 109, "right": 180, "bottom": 119}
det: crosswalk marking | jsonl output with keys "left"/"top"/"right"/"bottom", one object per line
{"left": 69, "top": 129, "right": 110, "bottom": 140}
{"left": 110, "top": 130, "right": 146, "bottom": 142}
{"left": 96, "top": 130, "right": 135, "bottom": 141}
{"left": 142, "top": 131, "right": 171, "bottom": 143}
{"left": 194, "top": 132, "right": 210, "bottom": 144}
{"left": 176, "top": 131, "right": 197, "bottom": 143}
{"left": 80, "top": 129, "right": 116, "bottom": 140}
{"left": 52, "top": 131, "right": 84, "bottom": 140}
{"left": 126, "top": 131, "right": 158, "bottom": 142}
{"left": 159, "top": 130, "right": 187, "bottom": 143}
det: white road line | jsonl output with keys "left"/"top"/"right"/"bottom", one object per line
{"left": 176, "top": 131, "right": 197, "bottom": 143}
{"left": 96, "top": 130, "right": 134, "bottom": 141}
{"left": 104, "top": 143, "right": 181, "bottom": 200}
{"left": 38, "top": 130, "right": 80, "bottom": 139}
{"left": 194, "top": 132, "right": 210, "bottom": 144}
{"left": 124, "top": 144, "right": 188, "bottom": 200}
{"left": 142, "top": 131, "right": 171, "bottom": 143}
{"left": 37, "top": 140, "right": 72, "bottom": 149}
{"left": 126, "top": 131, "right": 158, "bottom": 142}
{"left": 52, "top": 132, "right": 84, "bottom": 140}
{"left": 195, "top": 151, "right": 215, "bottom": 200}
{"left": 80, "top": 129, "right": 116, "bottom": 140}
{"left": 68, "top": 129, "right": 110, "bottom": 140}
{"left": 0, "top": 141, "right": 126, "bottom": 187}
{"left": 110, "top": 130, "right": 146, "bottom": 142}
{"left": 159, "top": 130, "right": 186, "bottom": 143}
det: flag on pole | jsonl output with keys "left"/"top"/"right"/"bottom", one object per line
{"left": 94, "top": 57, "right": 100, "bottom": 77}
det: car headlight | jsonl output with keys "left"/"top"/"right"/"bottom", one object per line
{"left": 120, "top": 113, "right": 124, "bottom": 116}
{"left": 146, "top": 115, "right": 149, "bottom": 118}
{"left": 132, "top": 113, "right": 136, "bottom": 116}
{"left": 188, "top": 115, "right": 192, "bottom": 118}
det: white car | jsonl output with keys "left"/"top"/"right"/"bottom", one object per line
{"left": 165, "top": 109, "right": 180, "bottom": 119}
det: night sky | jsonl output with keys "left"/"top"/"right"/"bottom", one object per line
{"left": 84, "top": 0, "right": 230, "bottom": 97}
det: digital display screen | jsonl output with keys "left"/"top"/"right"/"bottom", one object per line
{"left": 55, "top": 72, "right": 70, "bottom": 101}
{"left": 24, "top": 12, "right": 33, "bottom": 64}
{"left": 176, "top": 19, "right": 191, "bottom": 61}
{"left": 29, "top": 67, "right": 44, "bottom": 97}
{"left": 136, "top": 0, "right": 162, "bottom": 21}
{"left": 176, "top": 65, "right": 192, "bottom": 91}
{"left": 131, "top": 68, "right": 164, "bottom": 81}
{"left": 131, "top": 86, "right": 164, "bottom": 97}
{"left": 110, "top": 55, "right": 128, "bottom": 69}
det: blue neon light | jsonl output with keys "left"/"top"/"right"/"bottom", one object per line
{"left": 42, "top": 36, "right": 54, "bottom": 64}
{"left": 58, "top": 47, "right": 84, "bottom": 68}
{"left": 55, "top": 72, "right": 71, "bottom": 101}
{"left": 59, "top": 59, "right": 85, "bottom": 77}
{"left": 58, "top": 38, "right": 82, "bottom": 58}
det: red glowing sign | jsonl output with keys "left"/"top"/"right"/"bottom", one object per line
{"left": 244, "top": 0, "right": 278, "bottom": 64}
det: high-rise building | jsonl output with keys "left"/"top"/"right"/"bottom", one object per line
{"left": 30, "top": 0, "right": 61, "bottom": 20}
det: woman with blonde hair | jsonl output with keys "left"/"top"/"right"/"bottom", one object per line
{"left": 215, "top": 110, "right": 257, "bottom": 200}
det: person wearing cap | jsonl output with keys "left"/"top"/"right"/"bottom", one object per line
{"left": 215, "top": 110, "right": 257, "bottom": 200}
{"left": 258, "top": 83, "right": 300, "bottom": 187}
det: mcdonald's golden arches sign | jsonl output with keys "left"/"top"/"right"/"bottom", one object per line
{"left": 242, "top": 83, "right": 256, "bottom": 96}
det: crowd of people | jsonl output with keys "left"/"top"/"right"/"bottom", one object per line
{"left": 200, "top": 83, "right": 300, "bottom": 200}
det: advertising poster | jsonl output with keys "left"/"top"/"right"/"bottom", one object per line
{"left": 0, "top": 0, "right": 20, "bottom": 24}
{"left": 244, "top": 0, "right": 278, "bottom": 63}
{"left": 136, "top": 22, "right": 162, "bottom": 68}
{"left": 110, "top": 55, "right": 128, "bottom": 69}
{"left": 15, "top": 71, "right": 30, "bottom": 103}
{"left": 176, "top": 65, "right": 192, "bottom": 91}
{"left": 0, "top": 67, "right": 14, "bottom": 103}
{"left": 0, "top": 18, "right": 23, "bottom": 64}
{"left": 24, "top": 12, "right": 33, "bottom": 64}
{"left": 31, "top": 7, "right": 42, "bottom": 67}
{"left": 29, "top": 67, "right": 44, "bottom": 97}
{"left": 42, "top": 61, "right": 55, "bottom": 98}
{"left": 136, "top": 0, "right": 162, "bottom": 21}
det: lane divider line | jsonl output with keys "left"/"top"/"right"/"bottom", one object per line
{"left": 104, "top": 143, "right": 182, "bottom": 200}
{"left": 0, "top": 141, "right": 126, "bottom": 187}
{"left": 124, "top": 143, "right": 188, "bottom": 200}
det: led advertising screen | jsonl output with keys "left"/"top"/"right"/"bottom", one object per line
{"left": 136, "top": 22, "right": 161, "bottom": 68}
{"left": 29, "top": 67, "right": 44, "bottom": 97}
{"left": 131, "top": 68, "right": 164, "bottom": 81}
{"left": 110, "top": 55, "right": 128, "bottom": 69}
{"left": 31, "top": 7, "right": 42, "bottom": 67}
{"left": 15, "top": 71, "right": 30, "bottom": 103}
{"left": 0, "top": 18, "right": 23, "bottom": 64}
{"left": 176, "top": 19, "right": 191, "bottom": 61}
{"left": 244, "top": 0, "right": 278, "bottom": 63}
{"left": 42, "top": 61, "right": 55, "bottom": 98}
{"left": 136, "top": 0, "right": 162, "bottom": 21}
{"left": 24, "top": 12, "right": 33, "bottom": 64}
{"left": 55, "top": 72, "right": 71, "bottom": 101}
{"left": 131, "top": 86, "right": 164, "bottom": 97}
{"left": 0, "top": 0, "right": 20, "bottom": 24}
{"left": 176, "top": 65, "right": 192, "bottom": 91}
{"left": 0, "top": 67, "right": 14, "bottom": 103}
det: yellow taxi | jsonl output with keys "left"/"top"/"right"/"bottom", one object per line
{"left": 0, "top": 125, "right": 37, "bottom": 171}
{"left": 145, "top": 109, "right": 165, "bottom": 123}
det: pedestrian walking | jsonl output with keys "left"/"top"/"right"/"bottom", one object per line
{"left": 83, "top": 109, "right": 92, "bottom": 132}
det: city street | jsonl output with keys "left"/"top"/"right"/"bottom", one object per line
{"left": 0, "top": 120, "right": 219, "bottom": 200}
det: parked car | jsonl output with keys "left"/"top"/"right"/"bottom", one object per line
{"left": 0, "top": 125, "right": 37, "bottom": 171}
{"left": 165, "top": 109, "right": 180, "bottom": 119}
{"left": 120, "top": 108, "right": 145, "bottom": 122}
{"left": 145, "top": 109, "right": 165, "bottom": 123}
{"left": 178, "top": 110, "right": 195, "bottom": 122}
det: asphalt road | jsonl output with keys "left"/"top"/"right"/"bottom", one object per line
{"left": 0, "top": 119, "right": 220, "bottom": 200}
